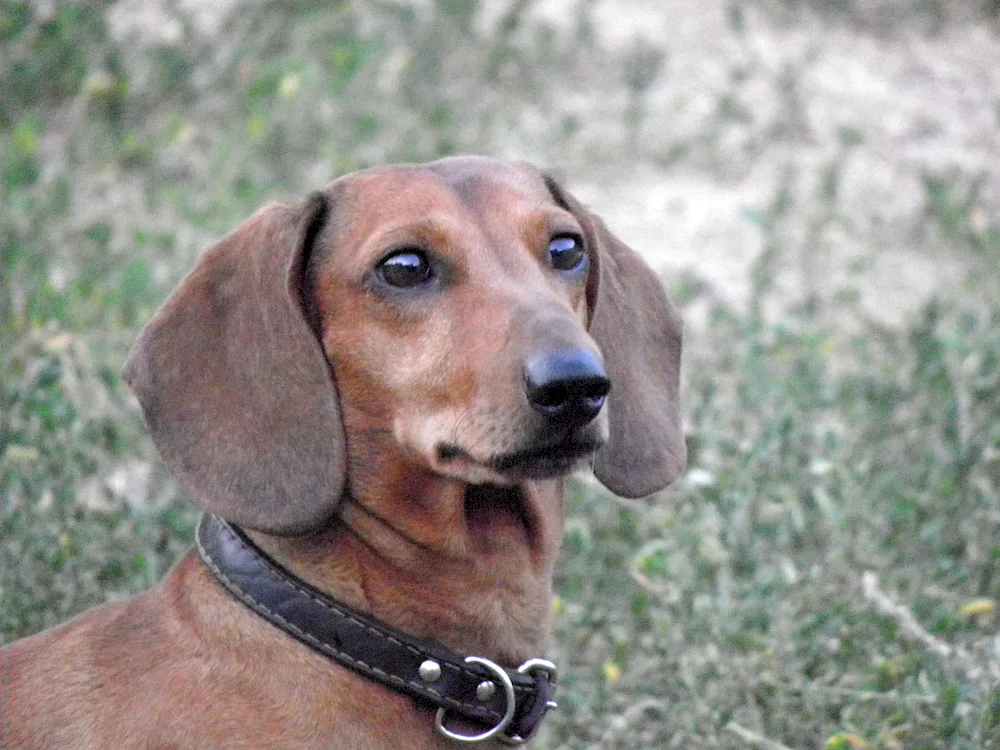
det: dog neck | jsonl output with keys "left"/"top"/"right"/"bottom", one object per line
{"left": 246, "top": 455, "right": 565, "bottom": 667}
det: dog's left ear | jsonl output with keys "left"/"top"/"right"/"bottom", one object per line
{"left": 544, "top": 175, "right": 686, "bottom": 497}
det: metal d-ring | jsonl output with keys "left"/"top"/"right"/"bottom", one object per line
{"left": 499, "top": 658, "right": 559, "bottom": 746}
{"left": 435, "top": 656, "right": 516, "bottom": 743}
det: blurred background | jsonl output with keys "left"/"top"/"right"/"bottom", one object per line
{"left": 2, "top": 1, "right": 1000, "bottom": 746}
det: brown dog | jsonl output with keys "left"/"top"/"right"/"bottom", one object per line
{"left": 0, "top": 156, "right": 684, "bottom": 748}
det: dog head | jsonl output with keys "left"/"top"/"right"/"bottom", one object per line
{"left": 123, "top": 157, "right": 685, "bottom": 534}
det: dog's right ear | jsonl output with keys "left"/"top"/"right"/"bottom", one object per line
{"left": 123, "top": 196, "right": 346, "bottom": 535}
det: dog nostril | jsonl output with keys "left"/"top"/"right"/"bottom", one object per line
{"left": 533, "top": 377, "right": 609, "bottom": 408}
{"left": 524, "top": 349, "right": 610, "bottom": 424}
{"left": 582, "top": 378, "right": 611, "bottom": 401}
{"left": 532, "top": 383, "right": 568, "bottom": 410}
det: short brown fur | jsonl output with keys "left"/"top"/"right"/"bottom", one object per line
{"left": 1, "top": 157, "right": 684, "bottom": 749}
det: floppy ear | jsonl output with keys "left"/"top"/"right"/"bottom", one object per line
{"left": 122, "top": 197, "right": 346, "bottom": 534}
{"left": 545, "top": 175, "right": 686, "bottom": 497}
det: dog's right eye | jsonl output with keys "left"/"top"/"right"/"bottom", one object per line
{"left": 548, "top": 234, "right": 587, "bottom": 273}
{"left": 377, "top": 250, "right": 433, "bottom": 289}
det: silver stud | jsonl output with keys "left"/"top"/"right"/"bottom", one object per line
{"left": 476, "top": 680, "right": 497, "bottom": 702}
{"left": 419, "top": 660, "right": 442, "bottom": 683}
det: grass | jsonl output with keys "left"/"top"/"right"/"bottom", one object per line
{"left": 3, "top": 2, "right": 1000, "bottom": 747}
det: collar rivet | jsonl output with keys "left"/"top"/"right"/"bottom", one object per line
{"left": 419, "top": 660, "right": 442, "bottom": 683}
{"left": 476, "top": 680, "right": 497, "bottom": 702}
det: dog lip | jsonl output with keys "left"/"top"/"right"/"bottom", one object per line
{"left": 488, "top": 436, "right": 603, "bottom": 473}
{"left": 437, "top": 434, "right": 604, "bottom": 480}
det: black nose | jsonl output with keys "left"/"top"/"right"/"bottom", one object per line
{"left": 524, "top": 348, "right": 611, "bottom": 427}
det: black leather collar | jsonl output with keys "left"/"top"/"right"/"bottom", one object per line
{"left": 196, "top": 513, "right": 558, "bottom": 744}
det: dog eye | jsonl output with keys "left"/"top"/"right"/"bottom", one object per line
{"left": 377, "top": 250, "right": 433, "bottom": 288}
{"left": 548, "top": 235, "right": 586, "bottom": 272}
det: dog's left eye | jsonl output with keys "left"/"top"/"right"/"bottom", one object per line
{"left": 377, "top": 250, "right": 433, "bottom": 289}
{"left": 548, "top": 235, "right": 586, "bottom": 272}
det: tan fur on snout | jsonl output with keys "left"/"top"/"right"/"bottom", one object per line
{"left": 1, "top": 156, "right": 685, "bottom": 749}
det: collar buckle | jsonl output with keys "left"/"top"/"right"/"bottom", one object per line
{"left": 435, "top": 657, "right": 559, "bottom": 744}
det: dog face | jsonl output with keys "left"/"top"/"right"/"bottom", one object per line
{"left": 309, "top": 160, "right": 607, "bottom": 489}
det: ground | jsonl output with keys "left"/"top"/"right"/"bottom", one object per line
{"left": 530, "top": 1, "right": 999, "bottom": 324}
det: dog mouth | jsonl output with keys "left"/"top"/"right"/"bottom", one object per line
{"left": 438, "top": 434, "right": 604, "bottom": 481}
